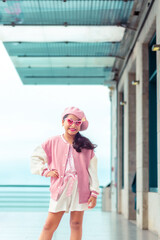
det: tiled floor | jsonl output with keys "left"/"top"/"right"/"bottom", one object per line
{"left": 0, "top": 210, "right": 158, "bottom": 240}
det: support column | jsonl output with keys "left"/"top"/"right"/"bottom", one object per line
{"left": 117, "top": 91, "right": 123, "bottom": 214}
{"left": 127, "top": 73, "right": 136, "bottom": 220}
{"left": 136, "top": 42, "right": 149, "bottom": 229}
{"left": 110, "top": 87, "right": 118, "bottom": 212}
{"left": 121, "top": 73, "right": 136, "bottom": 220}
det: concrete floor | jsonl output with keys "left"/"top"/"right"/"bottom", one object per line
{"left": 0, "top": 211, "right": 158, "bottom": 240}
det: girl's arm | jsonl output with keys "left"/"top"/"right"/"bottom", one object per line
{"left": 88, "top": 154, "right": 100, "bottom": 198}
{"left": 30, "top": 145, "right": 52, "bottom": 177}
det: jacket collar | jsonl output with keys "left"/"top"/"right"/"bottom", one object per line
{"left": 61, "top": 134, "right": 73, "bottom": 146}
{"left": 61, "top": 134, "right": 67, "bottom": 143}
{"left": 61, "top": 134, "right": 76, "bottom": 149}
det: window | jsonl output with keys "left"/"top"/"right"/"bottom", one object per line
{"left": 148, "top": 33, "right": 158, "bottom": 192}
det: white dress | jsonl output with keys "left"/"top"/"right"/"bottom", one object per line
{"left": 48, "top": 176, "right": 89, "bottom": 213}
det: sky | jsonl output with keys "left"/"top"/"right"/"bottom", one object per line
{"left": 0, "top": 41, "right": 111, "bottom": 187}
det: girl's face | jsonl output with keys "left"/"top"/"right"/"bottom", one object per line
{"left": 62, "top": 114, "right": 81, "bottom": 136}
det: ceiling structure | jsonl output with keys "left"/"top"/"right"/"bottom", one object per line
{"left": 0, "top": 0, "right": 142, "bottom": 86}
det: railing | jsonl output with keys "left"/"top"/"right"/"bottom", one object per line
{"left": 0, "top": 185, "right": 103, "bottom": 212}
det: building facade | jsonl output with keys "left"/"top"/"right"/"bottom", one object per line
{"left": 110, "top": 0, "right": 160, "bottom": 237}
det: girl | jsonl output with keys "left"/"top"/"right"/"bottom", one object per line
{"left": 30, "top": 106, "right": 100, "bottom": 240}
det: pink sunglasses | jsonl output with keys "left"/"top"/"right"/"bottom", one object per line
{"left": 66, "top": 118, "right": 82, "bottom": 126}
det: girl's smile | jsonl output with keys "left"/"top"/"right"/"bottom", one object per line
{"left": 69, "top": 128, "right": 76, "bottom": 132}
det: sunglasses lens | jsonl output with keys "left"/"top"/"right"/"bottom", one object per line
{"left": 67, "top": 119, "right": 73, "bottom": 125}
{"left": 76, "top": 121, "right": 82, "bottom": 126}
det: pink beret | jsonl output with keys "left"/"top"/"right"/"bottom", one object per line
{"left": 61, "top": 106, "right": 89, "bottom": 131}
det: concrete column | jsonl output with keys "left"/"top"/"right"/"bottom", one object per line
{"left": 127, "top": 73, "right": 136, "bottom": 220}
{"left": 110, "top": 87, "right": 118, "bottom": 212}
{"left": 117, "top": 91, "right": 123, "bottom": 214}
{"left": 123, "top": 75, "right": 129, "bottom": 218}
{"left": 136, "top": 42, "right": 149, "bottom": 229}
{"left": 121, "top": 73, "right": 136, "bottom": 220}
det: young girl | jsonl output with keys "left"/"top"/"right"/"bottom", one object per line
{"left": 30, "top": 106, "right": 100, "bottom": 240}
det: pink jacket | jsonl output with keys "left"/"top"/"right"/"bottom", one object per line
{"left": 31, "top": 135, "right": 100, "bottom": 204}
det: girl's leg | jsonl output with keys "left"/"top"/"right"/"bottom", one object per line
{"left": 70, "top": 211, "right": 84, "bottom": 240}
{"left": 39, "top": 211, "right": 65, "bottom": 240}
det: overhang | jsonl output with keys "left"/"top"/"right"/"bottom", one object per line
{"left": 0, "top": 0, "right": 135, "bottom": 86}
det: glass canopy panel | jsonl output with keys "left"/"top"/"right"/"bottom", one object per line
{"left": 11, "top": 56, "right": 115, "bottom": 67}
{"left": 21, "top": 76, "right": 111, "bottom": 85}
{"left": 16, "top": 67, "right": 112, "bottom": 78}
{"left": 0, "top": 26, "right": 125, "bottom": 42}
{"left": 0, "top": 0, "right": 134, "bottom": 26}
{"left": 17, "top": 65, "right": 114, "bottom": 85}
{"left": 4, "top": 42, "right": 120, "bottom": 57}
{"left": 16, "top": 66, "right": 114, "bottom": 84}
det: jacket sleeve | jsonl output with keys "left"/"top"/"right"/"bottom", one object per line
{"left": 88, "top": 154, "right": 100, "bottom": 198}
{"left": 30, "top": 145, "right": 51, "bottom": 177}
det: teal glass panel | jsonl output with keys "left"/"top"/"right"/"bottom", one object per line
{"left": 16, "top": 67, "right": 112, "bottom": 85}
{"left": 149, "top": 188, "right": 158, "bottom": 193}
{"left": 4, "top": 41, "right": 117, "bottom": 84}
{"left": 21, "top": 78, "right": 105, "bottom": 85}
{"left": 0, "top": 0, "right": 134, "bottom": 26}
{"left": 4, "top": 42, "right": 120, "bottom": 57}
{"left": 16, "top": 67, "right": 112, "bottom": 77}
{"left": 148, "top": 33, "right": 158, "bottom": 191}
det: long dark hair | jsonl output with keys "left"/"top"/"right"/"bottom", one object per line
{"left": 63, "top": 114, "right": 97, "bottom": 152}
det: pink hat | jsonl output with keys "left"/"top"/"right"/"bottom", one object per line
{"left": 62, "top": 106, "right": 89, "bottom": 131}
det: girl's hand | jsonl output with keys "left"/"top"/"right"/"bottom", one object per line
{"left": 47, "top": 170, "right": 59, "bottom": 178}
{"left": 87, "top": 196, "right": 97, "bottom": 209}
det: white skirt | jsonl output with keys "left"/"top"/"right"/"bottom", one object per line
{"left": 48, "top": 177, "right": 90, "bottom": 213}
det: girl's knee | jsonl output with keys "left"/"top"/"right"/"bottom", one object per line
{"left": 70, "top": 221, "right": 82, "bottom": 231}
{"left": 43, "top": 221, "right": 58, "bottom": 232}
